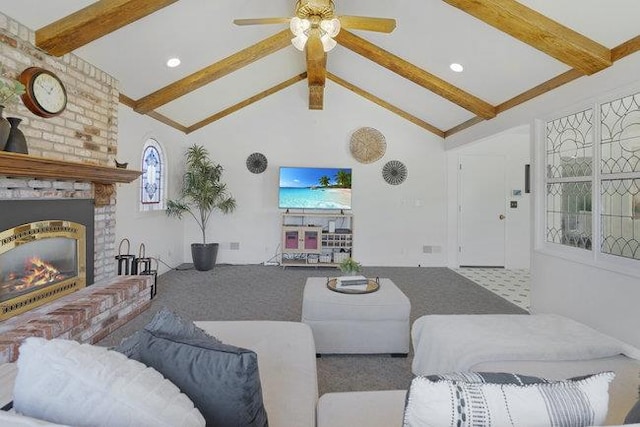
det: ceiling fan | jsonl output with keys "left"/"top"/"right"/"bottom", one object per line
{"left": 234, "top": 0, "right": 396, "bottom": 110}
{"left": 234, "top": 0, "right": 396, "bottom": 53}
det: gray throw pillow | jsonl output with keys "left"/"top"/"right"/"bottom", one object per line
{"left": 115, "top": 308, "right": 219, "bottom": 359}
{"left": 625, "top": 399, "right": 640, "bottom": 424}
{"left": 115, "top": 308, "right": 268, "bottom": 427}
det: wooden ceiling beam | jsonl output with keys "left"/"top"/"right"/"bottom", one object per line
{"left": 495, "top": 69, "right": 583, "bottom": 114}
{"left": 186, "top": 73, "right": 307, "bottom": 134}
{"left": 335, "top": 30, "right": 496, "bottom": 119}
{"left": 134, "top": 30, "right": 292, "bottom": 113}
{"left": 612, "top": 35, "right": 640, "bottom": 62}
{"left": 327, "top": 73, "right": 444, "bottom": 137}
{"left": 444, "top": 117, "right": 485, "bottom": 138}
{"left": 443, "top": 0, "right": 611, "bottom": 75}
{"left": 36, "top": 0, "right": 178, "bottom": 57}
{"left": 146, "top": 111, "right": 190, "bottom": 134}
{"left": 119, "top": 93, "right": 188, "bottom": 133}
{"left": 118, "top": 93, "right": 136, "bottom": 109}
{"left": 444, "top": 69, "right": 583, "bottom": 138}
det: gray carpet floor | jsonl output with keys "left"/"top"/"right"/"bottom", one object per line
{"left": 98, "top": 265, "right": 527, "bottom": 396}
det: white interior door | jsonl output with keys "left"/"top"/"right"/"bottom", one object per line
{"left": 459, "top": 155, "right": 506, "bottom": 267}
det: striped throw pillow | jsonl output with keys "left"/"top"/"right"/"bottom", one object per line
{"left": 403, "top": 371, "right": 614, "bottom": 427}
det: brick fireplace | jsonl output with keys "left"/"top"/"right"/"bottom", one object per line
{"left": 0, "top": 11, "right": 121, "bottom": 283}
{"left": 0, "top": 12, "right": 149, "bottom": 362}
{"left": 0, "top": 154, "right": 143, "bottom": 362}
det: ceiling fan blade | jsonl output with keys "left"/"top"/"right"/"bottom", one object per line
{"left": 306, "top": 29, "right": 325, "bottom": 62}
{"left": 233, "top": 18, "right": 291, "bottom": 26}
{"left": 306, "top": 29, "right": 326, "bottom": 110}
{"left": 338, "top": 16, "right": 396, "bottom": 33}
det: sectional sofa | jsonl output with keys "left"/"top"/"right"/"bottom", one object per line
{"left": 1, "top": 318, "right": 639, "bottom": 426}
{"left": 0, "top": 320, "right": 318, "bottom": 427}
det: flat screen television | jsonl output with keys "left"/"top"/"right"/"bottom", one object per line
{"left": 279, "top": 167, "right": 352, "bottom": 210}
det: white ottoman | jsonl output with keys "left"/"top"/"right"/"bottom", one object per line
{"left": 302, "top": 277, "right": 411, "bottom": 355}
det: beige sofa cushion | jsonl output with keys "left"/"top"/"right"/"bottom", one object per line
{"left": 195, "top": 321, "right": 318, "bottom": 427}
{"left": 317, "top": 390, "right": 407, "bottom": 427}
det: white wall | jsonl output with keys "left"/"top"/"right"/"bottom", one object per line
{"left": 446, "top": 125, "right": 531, "bottom": 268}
{"left": 181, "top": 81, "right": 447, "bottom": 267}
{"left": 526, "top": 77, "right": 640, "bottom": 348}
{"left": 531, "top": 251, "right": 640, "bottom": 348}
{"left": 115, "top": 106, "right": 189, "bottom": 274}
{"left": 440, "top": 53, "right": 640, "bottom": 347}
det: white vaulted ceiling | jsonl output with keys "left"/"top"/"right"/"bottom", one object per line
{"left": 1, "top": 0, "right": 639, "bottom": 137}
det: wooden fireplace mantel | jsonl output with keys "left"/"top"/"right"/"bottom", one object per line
{"left": 0, "top": 151, "right": 141, "bottom": 205}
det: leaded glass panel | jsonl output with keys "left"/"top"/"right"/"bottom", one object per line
{"left": 546, "top": 110, "right": 594, "bottom": 250}
{"left": 546, "top": 182, "right": 592, "bottom": 249}
{"left": 601, "top": 92, "right": 640, "bottom": 174}
{"left": 601, "top": 179, "right": 640, "bottom": 260}
{"left": 546, "top": 109, "right": 593, "bottom": 179}
{"left": 141, "top": 145, "right": 161, "bottom": 204}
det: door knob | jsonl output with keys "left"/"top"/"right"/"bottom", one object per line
{"left": 499, "top": 214, "right": 506, "bottom": 220}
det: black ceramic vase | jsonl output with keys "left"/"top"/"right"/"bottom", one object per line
{"left": 5, "top": 117, "right": 28, "bottom": 154}
{"left": 0, "top": 106, "right": 10, "bottom": 151}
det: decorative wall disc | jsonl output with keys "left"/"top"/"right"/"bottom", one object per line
{"left": 246, "top": 152, "right": 267, "bottom": 174}
{"left": 350, "top": 127, "right": 386, "bottom": 164}
{"left": 382, "top": 160, "right": 408, "bottom": 185}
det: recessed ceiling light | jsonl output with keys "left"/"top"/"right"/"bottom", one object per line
{"left": 166, "top": 57, "right": 181, "bottom": 68}
{"left": 450, "top": 63, "right": 464, "bottom": 73}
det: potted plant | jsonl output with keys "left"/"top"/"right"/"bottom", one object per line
{"left": 339, "top": 257, "right": 362, "bottom": 276}
{"left": 0, "top": 68, "right": 25, "bottom": 149}
{"left": 166, "top": 144, "right": 236, "bottom": 271}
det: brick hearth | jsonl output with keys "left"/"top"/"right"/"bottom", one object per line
{"left": 0, "top": 275, "right": 152, "bottom": 364}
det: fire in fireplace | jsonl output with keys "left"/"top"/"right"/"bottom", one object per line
{"left": 0, "top": 220, "right": 87, "bottom": 320}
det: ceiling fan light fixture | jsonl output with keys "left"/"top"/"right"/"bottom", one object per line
{"left": 290, "top": 16, "right": 312, "bottom": 50}
{"left": 320, "top": 18, "right": 340, "bottom": 37}
{"left": 320, "top": 33, "right": 337, "bottom": 52}
{"left": 290, "top": 17, "right": 311, "bottom": 36}
{"left": 291, "top": 34, "right": 309, "bottom": 51}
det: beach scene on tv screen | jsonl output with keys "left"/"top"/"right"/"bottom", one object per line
{"left": 279, "top": 167, "right": 352, "bottom": 209}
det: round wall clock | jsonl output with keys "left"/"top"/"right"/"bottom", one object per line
{"left": 19, "top": 67, "right": 68, "bottom": 118}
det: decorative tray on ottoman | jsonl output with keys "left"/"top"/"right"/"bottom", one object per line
{"left": 326, "top": 276, "right": 380, "bottom": 294}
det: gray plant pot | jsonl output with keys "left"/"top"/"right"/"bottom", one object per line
{"left": 191, "top": 243, "right": 219, "bottom": 271}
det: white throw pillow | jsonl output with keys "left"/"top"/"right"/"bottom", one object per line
{"left": 13, "top": 337, "right": 205, "bottom": 427}
{"left": 403, "top": 371, "right": 614, "bottom": 427}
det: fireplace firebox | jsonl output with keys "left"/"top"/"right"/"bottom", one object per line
{"left": 0, "top": 200, "right": 94, "bottom": 321}
{"left": 1, "top": 221, "right": 86, "bottom": 319}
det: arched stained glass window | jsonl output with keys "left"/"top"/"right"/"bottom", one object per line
{"left": 140, "top": 139, "right": 166, "bottom": 211}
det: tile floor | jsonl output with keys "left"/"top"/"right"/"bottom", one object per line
{"left": 453, "top": 267, "right": 530, "bottom": 312}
